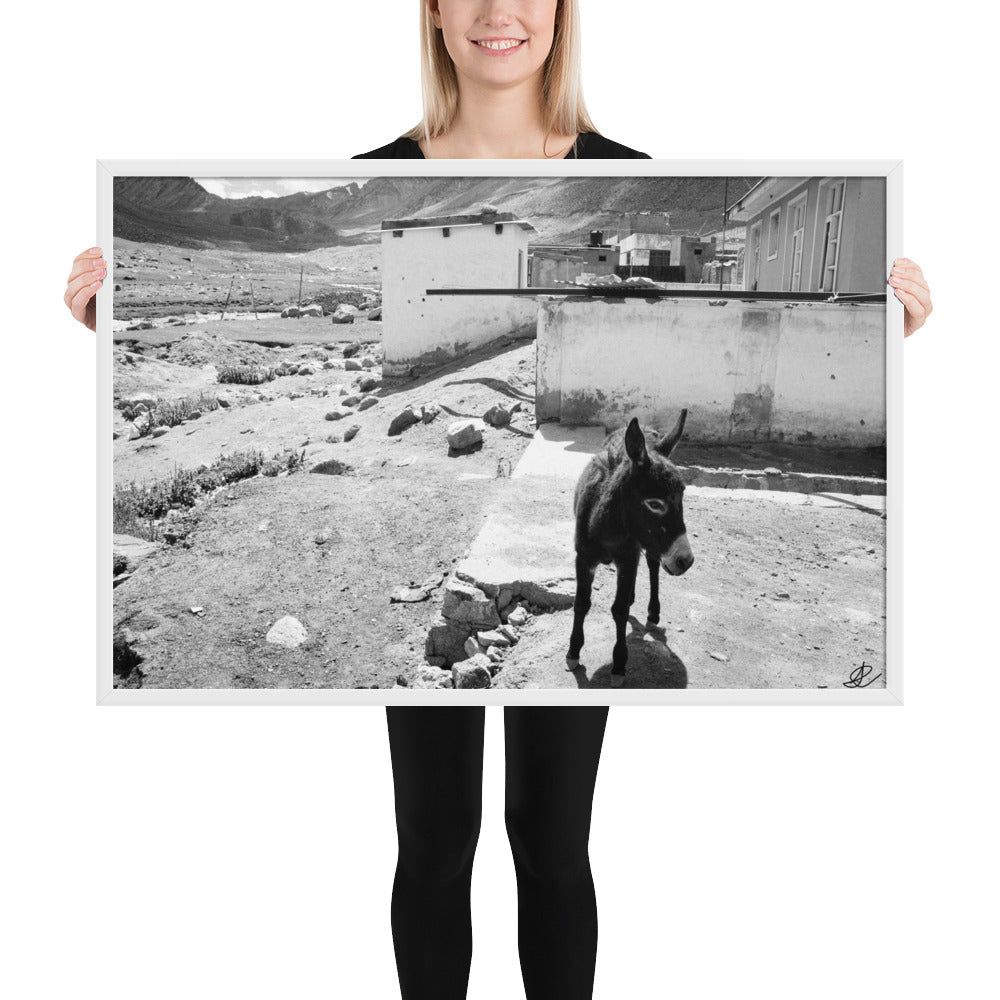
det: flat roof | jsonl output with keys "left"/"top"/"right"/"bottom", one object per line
{"left": 380, "top": 210, "right": 535, "bottom": 233}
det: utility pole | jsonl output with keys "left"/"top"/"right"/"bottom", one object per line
{"left": 220, "top": 274, "right": 235, "bottom": 321}
{"left": 297, "top": 264, "right": 304, "bottom": 317}
{"left": 720, "top": 177, "right": 729, "bottom": 292}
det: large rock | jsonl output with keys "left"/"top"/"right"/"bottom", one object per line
{"left": 121, "top": 392, "right": 157, "bottom": 411}
{"left": 342, "top": 343, "right": 361, "bottom": 358}
{"left": 447, "top": 419, "right": 485, "bottom": 450}
{"left": 280, "top": 305, "right": 300, "bottom": 318}
{"left": 331, "top": 304, "right": 359, "bottom": 324}
{"left": 442, "top": 577, "right": 500, "bottom": 630}
{"left": 358, "top": 375, "right": 381, "bottom": 392}
{"left": 325, "top": 406, "right": 353, "bottom": 421}
{"left": 388, "top": 405, "right": 423, "bottom": 436}
{"left": 425, "top": 616, "right": 475, "bottom": 665}
{"left": 299, "top": 304, "right": 324, "bottom": 318}
{"left": 266, "top": 615, "right": 307, "bottom": 648}
{"left": 344, "top": 359, "right": 363, "bottom": 371}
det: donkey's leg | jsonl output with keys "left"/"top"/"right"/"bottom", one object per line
{"left": 646, "top": 551, "right": 661, "bottom": 626}
{"left": 610, "top": 549, "right": 640, "bottom": 686}
{"left": 567, "top": 553, "right": 596, "bottom": 669}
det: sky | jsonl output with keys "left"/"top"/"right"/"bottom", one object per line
{"left": 193, "top": 178, "right": 371, "bottom": 199}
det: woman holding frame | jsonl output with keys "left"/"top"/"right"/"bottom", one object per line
{"left": 65, "top": 3, "right": 932, "bottom": 998}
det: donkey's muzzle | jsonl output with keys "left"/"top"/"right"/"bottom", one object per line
{"left": 660, "top": 534, "right": 694, "bottom": 576}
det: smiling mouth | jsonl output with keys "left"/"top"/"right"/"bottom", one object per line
{"left": 471, "top": 38, "right": 527, "bottom": 51}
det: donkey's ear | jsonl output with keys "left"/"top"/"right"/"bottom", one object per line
{"left": 654, "top": 408, "right": 687, "bottom": 459}
{"left": 624, "top": 417, "right": 648, "bottom": 464}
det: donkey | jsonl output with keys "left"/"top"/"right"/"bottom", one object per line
{"left": 566, "top": 411, "right": 694, "bottom": 687}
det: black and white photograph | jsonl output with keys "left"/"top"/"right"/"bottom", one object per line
{"left": 103, "top": 163, "right": 896, "bottom": 698}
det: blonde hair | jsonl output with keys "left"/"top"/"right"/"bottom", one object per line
{"left": 402, "top": 0, "right": 601, "bottom": 156}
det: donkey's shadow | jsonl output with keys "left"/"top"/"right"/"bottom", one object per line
{"left": 574, "top": 615, "right": 689, "bottom": 689}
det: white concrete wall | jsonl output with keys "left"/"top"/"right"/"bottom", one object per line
{"left": 380, "top": 223, "right": 535, "bottom": 374}
{"left": 536, "top": 296, "right": 886, "bottom": 445}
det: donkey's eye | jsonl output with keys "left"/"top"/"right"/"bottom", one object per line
{"left": 643, "top": 498, "right": 667, "bottom": 515}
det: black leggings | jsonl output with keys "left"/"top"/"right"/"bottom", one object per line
{"left": 385, "top": 705, "right": 610, "bottom": 1000}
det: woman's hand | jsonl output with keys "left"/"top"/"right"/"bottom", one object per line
{"left": 888, "top": 257, "right": 932, "bottom": 337}
{"left": 65, "top": 247, "right": 106, "bottom": 332}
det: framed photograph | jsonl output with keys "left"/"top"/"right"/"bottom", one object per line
{"left": 97, "top": 159, "right": 902, "bottom": 705}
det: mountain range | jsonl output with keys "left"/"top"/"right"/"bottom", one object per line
{"left": 113, "top": 175, "right": 755, "bottom": 252}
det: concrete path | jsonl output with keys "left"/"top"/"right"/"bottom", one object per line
{"left": 454, "top": 424, "right": 887, "bottom": 690}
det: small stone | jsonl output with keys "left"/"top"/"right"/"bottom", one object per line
{"left": 507, "top": 606, "right": 529, "bottom": 627}
{"left": 447, "top": 419, "right": 485, "bottom": 451}
{"left": 358, "top": 396, "right": 379, "bottom": 411}
{"left": 325, "top": 407, "right": 353, "bottom": 421}
{"left": 390, "top": 586, "right": 429, "bottom": 603}
{"left": 150, "top": 426, "right": 169, "bottom": 438}
{"left": 452, "top": 656, "right": 492, "bottom": 689}
{"left": 708, "top": 651, "right": 729, "bottom": 662}
{"left": 345, "top": 359, "right": 363, "bottom": 371}
{"left": 464, "top": 636, "right": 483, "bottom": 658}
{"left": 476, "top": 629, "right": 511, "bottom": 648}
{"left": 483, "top": 403, "right": 513, "bottom": 428}
{"left": 343, "top": 424, "right": 360, "bottom": 442}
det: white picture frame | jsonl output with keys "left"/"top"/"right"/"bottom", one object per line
{"left": 97, "top": 158, "right": 903, "bottom": 706}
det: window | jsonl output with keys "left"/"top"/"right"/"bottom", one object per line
{"left": 767, "top": 209, "right": 780, "bottom": 260}
{"left": 598, "top": 254, "right": 607, "bottom": 262}
{"left": 392, "top": 230, "right": 403, "bottom": 238}
{"left": 785, "top": 194, "right": 807, "bottom": 291}
{"left": 495, "top": 223, "right": 504, "bottom": 234}
{"left": 442, "top": 227, "right": 450, "bottom": 237}
{"left": 818, "top": 180, "right": 845, "bottom": 292}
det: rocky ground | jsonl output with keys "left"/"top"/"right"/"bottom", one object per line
{"left": 111, "top": 240, "right": 887, "bottom": 691}
{"left": 113, "top": 324, "right": 542, "bottom": 689}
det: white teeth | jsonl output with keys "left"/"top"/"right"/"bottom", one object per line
{"left": 476, "top": 39, "right": 523, "bottom": 50}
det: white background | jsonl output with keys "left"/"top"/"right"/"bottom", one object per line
{"left": 2, "top": 1, "right": 996, "bottom": 998}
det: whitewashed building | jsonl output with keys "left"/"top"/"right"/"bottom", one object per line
{"left": 729, "top": 177, "right": 885, "bottom": 294}
{"left": 380, "top": 209, "right": 537, "bottom": 376}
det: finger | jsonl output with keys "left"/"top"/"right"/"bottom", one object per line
{"left": 64, "top": 264, "right": 106, "bottom": 308}
{"left": 889, "top": 260, "right": 928, "bottom": 292}
{"left": 893, "top": 286, "right": 927, "bottom": 324}
{"left": 67, "top": 254, "right": 107, "bottom": 284}
{"left": 887, "top": 276, "right": 929, "bottom": 301}
{"left": 69, "top": 278, "right": 101, "bottom": 324}
{"left": 72, "top": 246, "right": 103, "bottom": 265}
